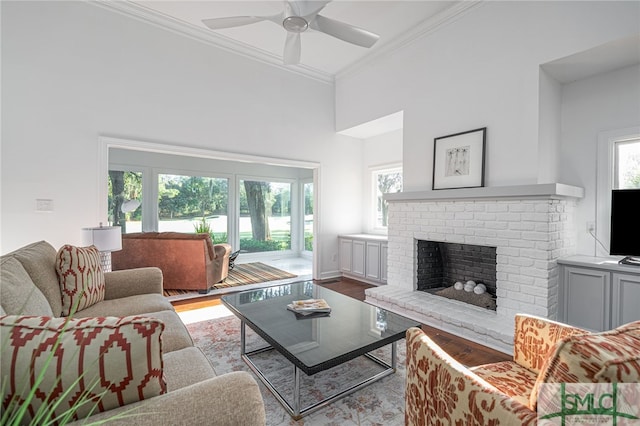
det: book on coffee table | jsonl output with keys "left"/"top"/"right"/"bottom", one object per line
{"left": 287, "top": 299, "right": 331, "bottom": 316}
{"left": 291, "top": 310, "right": 331, "bottom": 320}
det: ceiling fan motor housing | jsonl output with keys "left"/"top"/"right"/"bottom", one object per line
{"left": 283, "top": 16, "right": 308, "bottom": 33}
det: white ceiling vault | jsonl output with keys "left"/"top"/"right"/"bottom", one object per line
{"left": 97, "top": 0, "right": 479, "bottom": 83}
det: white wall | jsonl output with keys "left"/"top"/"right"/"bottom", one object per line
{"left": 559, "top": 64, "right": 640, "bottom": 255}
{"left": 538, "top": 69, "right": 562, "bottom": 184}
{"left": 361, "top": 129, "right": 403, "bottom": 233}
{"left": 336, "top": 1, "right": 640, "bottom": 192}
{"left": 0, "top": 1, "right": 363, "bottom": 278}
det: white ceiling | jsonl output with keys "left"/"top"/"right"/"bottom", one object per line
{"left": 128, "top": 1, "right": 460, "bottom": 77}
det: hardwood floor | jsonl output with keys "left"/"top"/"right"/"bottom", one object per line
{"left": 172, "top": 277, "right": 511, "bottom": 367}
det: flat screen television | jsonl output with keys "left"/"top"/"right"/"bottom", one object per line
{"left": 610, "top": 188, "right": 640, "bottom": 266}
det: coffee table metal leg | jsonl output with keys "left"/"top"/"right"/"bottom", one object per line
{"left": 392, "top": 341, "right": 397, "bottom": 369}
{"left": 293, "top": 366, "right": 301, "bottom": 418}
{"left": 240, "top": 320, "right": 246, "bottom": 355}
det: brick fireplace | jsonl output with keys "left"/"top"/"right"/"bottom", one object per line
{"left": 365, "top": 184, "right": 583, "bottom": 353}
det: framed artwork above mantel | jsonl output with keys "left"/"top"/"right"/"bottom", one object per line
{"left": 432, "top": 127, "right": 486, "bottom": 190}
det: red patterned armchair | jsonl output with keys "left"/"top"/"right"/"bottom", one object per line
{"left": 405, "top": 314, "right": 640, "bottom": 425}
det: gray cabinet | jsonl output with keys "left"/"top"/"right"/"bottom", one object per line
{"left": 365, "top": 241, "right": 381, "bottom": 281}
{"left": 352, "top": 240, "right": 366, "bottom": 277}
{"left": 558, "top": 257, "right": 640, "bottom": 331}
{"left": 339, "top": 238, "right": 352, "bottom": 273}
{"left": 561, "top": 267, "right": 610, "bottom": 331}
{"left": 339, "top": 235, "right": 387, "bottom": 285}
{"left": 612, "top": 273, "right": 640, "bottom": 328}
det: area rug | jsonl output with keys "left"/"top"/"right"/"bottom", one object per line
{"left": 163, "top": 262, "right": 297, "bottom": 297}
{"left": 186, "top": 312, "right": 406, "bottom": 426}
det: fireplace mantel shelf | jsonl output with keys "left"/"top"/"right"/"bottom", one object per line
{"left": 385, "top": 183, "right": 584, "bottom": 203}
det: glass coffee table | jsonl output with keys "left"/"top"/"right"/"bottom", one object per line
{"left": 222, "top": 281, "right": 420, "bottom": 419}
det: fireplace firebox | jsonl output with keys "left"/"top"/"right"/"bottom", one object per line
{"left": 416, "top": 240, "right": 497, "bottom": 310}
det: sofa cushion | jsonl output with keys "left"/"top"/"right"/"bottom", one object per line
{"left": 139, "top": 310, "right": 194, "bottom": 353}
{"left": 163, "top": 347, "right": 216, "bottom": 391}
{"left": 74, "top": 294, "right": 174, "bottom": 318}
{"left": 6, "top": 241, "right": 63, "bottom": 316}
{"left": 0, "top": 257, "right": 54, "bottom": 316}
{"left": 0, "top": 315, "right": 166, "bottom": 423}
{"left": 471, "top": 361, "right": 538, "bottom": 408}
{"left": 530, "top": 320, "right": 640, "bottom": 410}
{"left": 56, "top": 245, "right": 106, "bottom": 316}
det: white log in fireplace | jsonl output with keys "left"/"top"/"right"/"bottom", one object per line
{"left": 365, "top": 183, "right": 584, "bottom": 353}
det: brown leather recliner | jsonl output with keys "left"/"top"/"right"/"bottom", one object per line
{"left": 111, "top": 232, "right": 232, "bottom": 293}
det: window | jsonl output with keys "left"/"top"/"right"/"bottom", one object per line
{"left": 108, "top": 170, "right": 142, "bottom": 233}
{"left": 157, "top": 174, "right": 229, "bottom": 243}
{"left": 614, "top": 138, "right": 640, "bottom": 189}
{"left": 373, "top": 167, "right": 403, "bottom": 229}
{"left": 239, "top": 179, "right": 292, "bottom": 252}
{"left": 303, "top": 182, "right": 313, "bottom": 252}
{"left": 596, "top": 128, "right": 640, "bottom": 255}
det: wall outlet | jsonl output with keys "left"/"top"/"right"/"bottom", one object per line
{"left": 331, "top": 254, "right": 337, "bottom": 262}
{"left": 586, "top": 222, "right": 595, "bottom": 234}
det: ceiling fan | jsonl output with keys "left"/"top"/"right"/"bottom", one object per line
{"left": 202, "top": 1, "right": 380, "bottom": 65}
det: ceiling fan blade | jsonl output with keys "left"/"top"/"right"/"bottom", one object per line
{"left": 298, "top": 0, "right": 332, "bottom": 18}
{"left": 202, "top": 16, "right": 265, "bottom": 30}
{"left": 283, "top": 32, "right": 301, "bottom": 65}
{"left": 285, "top": 0, "right": 302, "bottom": 18}
{"left": 311, "top": 15, "right": 379, "bottom": 48}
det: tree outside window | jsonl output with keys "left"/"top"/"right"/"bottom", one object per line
{"left": 108, "top": 170, "right": 142, "bottom": 233}
{"left": 158, "top": 174, "right": 228, "bottom": 243}
{"left": 239, "top": 180, "right": 291, "bottom": 252}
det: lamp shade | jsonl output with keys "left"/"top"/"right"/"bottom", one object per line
{"left": 81, "top": 226, "right": 122, "bottom": 252}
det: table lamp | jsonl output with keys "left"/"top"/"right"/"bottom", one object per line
{"left": 81, "top": 224, "right": 122, "bottom": 272}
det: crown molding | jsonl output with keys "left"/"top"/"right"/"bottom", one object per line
{"left": 89, "top": 0, "right": 334, "bottom": 85}
{"left": 336, "top": 1, "right": 483, "bottom": 81}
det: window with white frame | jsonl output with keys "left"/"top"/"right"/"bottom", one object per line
{"left": 595, "top": 128, "right": 640, "bottom": 255}
{"left": 613, "top": 137, "right": 640, "bottom": 189}
{"left": 373, "top": 166, "right": 403, "bottom": 229}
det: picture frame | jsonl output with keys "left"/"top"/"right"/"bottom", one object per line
{"left": 432, "top": 127, "right": 486, "bottom": 190}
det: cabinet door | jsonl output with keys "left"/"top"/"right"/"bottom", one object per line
{"left": 365, "top": 241, "right": 381, "bottom": 280}
{"left": 612, "top": 273, "right": 640, "bottom": 328}
{"left": 380, "top": 243, "right": 388, "bottom": 282}
{"left": 351, "top": 240, "right": 366, "bottom": 277}
{"left": 562, "top": 266, "right": 610, "bottom": 331}
{"left": 339, "top": 239, "right": 352, "bottom": 273}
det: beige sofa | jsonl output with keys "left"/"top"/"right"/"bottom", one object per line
{"left": 112, "top": 232, "right": 232, "bottom": 293}
{"left": 1, "top": 241, "right": 265, "bottom": 425}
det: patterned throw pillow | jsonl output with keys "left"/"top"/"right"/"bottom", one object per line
{"left": 56, "top": 245, "right": 105, "bottom": 316}
{"left": 0, "top": 315, "right": 166, "bottom": 423}
{"left": 513, "top": 314, "right": 588, "bottom": 374}
{"left": 530, "top": 320, "right": 640, "bottom": 410}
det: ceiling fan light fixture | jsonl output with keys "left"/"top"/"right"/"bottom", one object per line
{"left": 282, "top": 16, "right": 308, "bottom": 33}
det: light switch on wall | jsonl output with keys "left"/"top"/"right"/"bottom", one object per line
{"left": 36, "top": 199, "right": 54, "bottom": 212}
